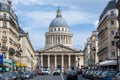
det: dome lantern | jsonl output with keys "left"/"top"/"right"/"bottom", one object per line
{"left": 56, "top": 8, "right": 62, "bottom": 18}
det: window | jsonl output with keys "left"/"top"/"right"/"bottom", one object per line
{"left": 111, "top": 31, "right": 114, "bottom": 35}
{"left": 111, "top": 11, "right": 114, "bottom": 16}
{"left": 3, "top": 13, "right": 6, "bottom": 18}
{"left": 2, "top": 31, "right": 6, "bottom": 38}
{"left": 2, "top": 52, "right": 6, "bottom": 58}
{"left": 54, "top": 28, "right": 56, "bottom": 31}
{"left": 51, "top": 28, "right": 53, "bottom": 31}
{"left": 3, "top": 22, "right": 7, "bottom": 27}
{"left": 111, "top": 52, "right": 115, "bottom": 56}
{"left": 111, "top": 41, "right": 115, "bottom": 46}
{"left": 58, "top": 28, "right": 60, "bottom": 31}
{"left": 62, "top": 28, "right": 64, "bottom": 31}
{"left": 111, "top": 20, "right": 114, "bottom": 25}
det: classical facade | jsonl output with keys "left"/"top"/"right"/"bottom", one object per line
{"left": 38, "top": 8, "right": 83, "bottom": 72}
{"left": 97, "top": 0, "right": 119, "bottom": 70}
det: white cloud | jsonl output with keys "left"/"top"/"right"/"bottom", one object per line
{"left": 94, "top": 20, "right": 99, "bottom": 29}
{"left": 10, "top": 0, "right": 110, "bottom": 50}
{"left": 18, "top": 10, "right": 98, "bottom": 30}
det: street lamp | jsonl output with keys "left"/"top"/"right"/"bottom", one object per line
{"left": 114, "top": 32, "right": 120, "bottom": 71}
{"left": 78, "top": 58, "right": 80, "bottom": 69}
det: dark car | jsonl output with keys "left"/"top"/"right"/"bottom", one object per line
{"left": 65, "top": 67, "right": 78, "bottom": 80}
{"left": 52, "top": 69, "right": 61, "bottom": 76}
{"left": 0, "top": 73, "right": 3, "bottom": 80}
{"left": 100, "top": 71, "right": 117, "bottom": 80}
{"left": 113, "top": 71, "right": 120, "bottom": 80}
{"left": 3, "top": 72, "right": 12, "bottom": 80}
{"left": 21, "top": 72, "right": 34, "bottom": 79}
{"left": 11, "top": 71, "right": 21, "bottom": 80}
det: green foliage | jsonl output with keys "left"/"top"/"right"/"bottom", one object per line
{"left": 9, "top": 47, "right": 15, "bottom": 55}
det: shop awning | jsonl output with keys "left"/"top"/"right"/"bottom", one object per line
{"left": 97, "top": 60, "right": 117, "bottom": 66}
{"left": 16, "top": 62, "right": 26, "bottom": 67}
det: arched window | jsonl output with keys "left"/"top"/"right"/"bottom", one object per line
{"left": 58, "top": 28, "right": 60, "bottom": 31}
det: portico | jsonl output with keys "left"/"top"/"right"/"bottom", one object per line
{"left": 37, "top": 8, "right": 84, "bottom": 72}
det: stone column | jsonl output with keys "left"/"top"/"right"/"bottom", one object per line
{"left": 68, "top": 55, "right": 71, "bottom": 68}
{"left": 48, "top": 55, "right": 50, "bottom": 68}
{"left": 75, "top": 55, "right": 78, "bottom": 67}
{"left": 61, "top": 55, "right": 64, "bottom": 72}
{"left": 41, "top": 55, "right": 43, "bottom": 67}
{"left": 52, "top": 35, "right": 53, "bottom": 44}
{"left": 55, "top": 55, "right": 57, "bottom": 69}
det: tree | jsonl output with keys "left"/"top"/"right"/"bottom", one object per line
{"left": 9, "top": 47, "right": 15, "bottom": 55}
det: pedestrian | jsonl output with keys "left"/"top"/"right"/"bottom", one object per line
{"left": 66, "top": 67, "right": 78, "bottom": 80}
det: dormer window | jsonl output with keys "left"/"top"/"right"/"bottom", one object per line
{"left": 111, "top": 11, "right": 114, "bottom": 16}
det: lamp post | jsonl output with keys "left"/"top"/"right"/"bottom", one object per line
{"left": 114, "top": 32, "right": 120, "bottom": 71}
{"left": 78, "top": 58, "right": 80, "bottom": 69}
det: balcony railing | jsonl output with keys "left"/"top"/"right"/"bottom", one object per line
{"left": 97, "top": 47, "right": 108, "bottom": 55}
{"left": 1, "top": 36, "right": 7, "bottom": 41}
{"left": 1, "top": 46, "right": 8, "bottom": 51}
{"left": 0, "top": 16, "right": 10, "bottom": 21}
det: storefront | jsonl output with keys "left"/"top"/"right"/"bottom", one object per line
{"left": 16, "top": 61, "right": 26, "bottom": 72}
{"left": 0, "top": 58, "right": 13, "bottom": 72}
{"left": 97, "top": 60, "right": 117, "bottom": 71}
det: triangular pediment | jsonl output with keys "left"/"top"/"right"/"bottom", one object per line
{"left": 40, "top": 44, "right": 81, "bottom": 53}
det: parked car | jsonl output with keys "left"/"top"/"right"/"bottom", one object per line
{"left": 36, "top": 69, "right": 42, "bottom": 75}
{"left": 66, "top": 67, "right": 78, "bottom": 80}
{"left": 11, "top": 71, "right": 21, "bottom": 80}
{"left": 21, "top": 72, "right": 34, "bottom": 79}
{"left": 100, "top": 71, "right": 117, "bottom": 80}
{"left": 52, "top": 69, "right": 61, "bottom": 76}
{"left": 3, "top": 72, "right": 12, "bottom": 80}
{"left": 41, "top": 68, "right": 51, "bottom": 75}
{"left": 113, "top": 71, "right": 120, "bottom": 80}
{"left": 0, "top": 73, "right": 3, "bottom": 80}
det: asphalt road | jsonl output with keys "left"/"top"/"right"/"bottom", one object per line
{"left": 29, "top": 75, "right": 88, "bottom": 80}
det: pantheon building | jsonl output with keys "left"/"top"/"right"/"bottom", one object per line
{"left": 37, "top": 8, "right": 84, "bottom": 72}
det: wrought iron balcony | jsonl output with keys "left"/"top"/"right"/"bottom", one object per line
{"left": 116, "top": 0, "right": 120, "bottom": 9}
{"left": 1, "top": 36, "right": 7, "bottom": 41}
{"left": 0, "top": 16, "right": 10, "bottom": 21}
{"left": 116, "top": 40, "right": 120, "bottom": 49}
{"left": 1, "top": 46, "right": 8, "bottom": 51}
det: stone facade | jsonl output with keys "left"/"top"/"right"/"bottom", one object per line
{"left": 38, "top": 8, "right": 84, "bottom": 72}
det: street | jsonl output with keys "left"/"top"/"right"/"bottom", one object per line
{"left": 29, "top": 75, "right": 87, "bottom": 80}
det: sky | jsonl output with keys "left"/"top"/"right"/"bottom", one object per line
{"left": 11, "top": 0, "right": 110, "bottom": 50}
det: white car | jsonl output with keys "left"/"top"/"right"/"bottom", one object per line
{"left": 41, "top": 68, "right": 51, "bottom": 75}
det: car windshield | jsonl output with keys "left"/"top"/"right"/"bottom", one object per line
{"left": 11, "top": 72, "right": 18, "bottom": 75}
{"left": 24, "top": 72, "right": 30, "bottom": 75}
{"left": 115, "top": 72, "right": 120, "bottom": 78}
{"left": 3, "top": 72, "right": 10, "bottom": 77}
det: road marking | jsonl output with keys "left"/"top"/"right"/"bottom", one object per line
{"left": 61, "top": 74, "right": 64, "bottom": 80}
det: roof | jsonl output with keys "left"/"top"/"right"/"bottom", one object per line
{"left": 99, "top": 0, "right": 116, "bottom": 21}
{"left": 49, "top": 8, "right": 69, "bottom": 28}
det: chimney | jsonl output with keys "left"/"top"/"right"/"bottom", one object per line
{"left": 7, "top": 0, "right": 12, "bottom": 7}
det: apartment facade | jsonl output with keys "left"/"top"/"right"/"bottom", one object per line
{"left": 0, "top": 1, "right": 35, "bottom": 72}
{"left": 116, "top": 0, "right": 120, "bottom": 71}
{"left": 97, "top": 0, "right": 119, "bottom": 70}
{"left": 83, "top": 31, "right": 98, "bottom": 69}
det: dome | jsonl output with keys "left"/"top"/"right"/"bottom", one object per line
{"left": 49, "top": 8, "right": 69, "bottom": 28}
{"left": 50, "top": 17, "right": 69, "bottom": 27}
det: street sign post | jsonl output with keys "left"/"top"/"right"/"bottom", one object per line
{"left": 0, "top": 53, "right": 3, "bottom": 65}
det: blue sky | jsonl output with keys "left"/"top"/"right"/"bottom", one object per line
{"left": 11, "top": 0, "right": 110, "bottom": 50}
